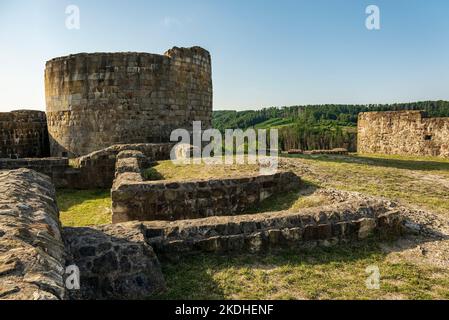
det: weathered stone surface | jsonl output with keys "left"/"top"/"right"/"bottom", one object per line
{"left": 0, "top": 143, "right": 173, "bottom": 189}
{"left": 288, "top": 148, "right": 349, "bottom": 155}
{"left": 0, "top": 110, "right": 50, "bottom": 158}
{"left": 358, "top": 110, "right": 449, "bottom": 158}
{"left": 142, "top": 190, "right": 406, "bottom": 256}
{"left": 63, "top": 222, "right": 165, "bottom": 300}
{"left": 45, "top": 47, "right": 212, "bottom": 157}
{"left": 111, "top": 151, "right": 302, "bottom": 222}
{"left": 0, "top": 169, "right": 66, "bottom": 300}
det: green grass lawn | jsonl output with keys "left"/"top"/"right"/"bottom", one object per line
{"left": 57, "top": 189, "right": 112, "bottom": 227}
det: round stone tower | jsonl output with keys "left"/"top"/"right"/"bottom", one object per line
{"left": 45, "top": 46, "right": 212, "bottom": 157}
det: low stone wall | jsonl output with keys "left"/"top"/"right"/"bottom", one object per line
{"left": 68, "top": 143, "right": 173, "bottom": 189}
{"left": 0, "top": 143, "right": 174, "bottom": 190}
{"left": 0, "top": 157, "right": 70, "bottom": 186}
{"left": 0, "top": 110, "right": 50, "bottom": 159}
{"left": 0, "top": 157, "right": 91, "bottom": 189}
{"left": 287, "top": 148, "right": 349, "bottom": 155}
{"left": 0, "top": 169, "right": 66, "bottom": 300}
{"left": 143, "top": 194, "right": 404, "bottom": 256}
{"left": 63, "top": 222, "right": 165, "bottom": 300}
{"left": 112, "top": 151, "right": 302, "bottom": 223}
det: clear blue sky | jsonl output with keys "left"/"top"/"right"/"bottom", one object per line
{"left": 1, "top": 0, "right": 448, "bottom": 111}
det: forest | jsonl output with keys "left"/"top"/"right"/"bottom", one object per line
{"left": 212, "top": 101, "right": 449, "bottom": 152}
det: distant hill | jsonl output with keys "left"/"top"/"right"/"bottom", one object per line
{"left": 212, "top": 101, "right": 449, "bottom": 152}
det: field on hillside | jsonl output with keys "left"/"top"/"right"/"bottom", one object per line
{"left": 57, "top": 153, "right": 449, "bottom": 299}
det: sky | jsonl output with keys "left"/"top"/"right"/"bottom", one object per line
{"left": 0, "top": 0, "right": 448, "bottom": 112}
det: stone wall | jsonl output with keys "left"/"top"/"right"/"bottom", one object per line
{"left": 0, "top": 168, "right": 165, "bottom": 300}
{"left": 0, "top": 110, "right": 50, "bottom": 158}
{"left": 142, "top": 190, "right": 405, "bottom": 256}
{"left": 112, "top": 150, "right": 302, "bottom": 223}
{"left": 0, "top": 169, "right": 66, "bottom": 300}
{"left": 358, "top": 111, "right": 449, "bottom": 157}
{"left": 45, "top": 46, "right": 212, "bottom": 158}
{"left": 0, "top": 143, "right": 173, "bottom": 189}
{"left": 0, "top": 168, "right": 411, "bottom": 300}
{"left": 72, "top": 143, "right": 173, "bottom": 188}
{"left": 0, "top": 158, "right": 68, "bottom": 178}
{"left": 287, "top": 148, "right": 349, "bottom": 155}
{"left": 63, "top": 222, "right": 165, "bottom": 300}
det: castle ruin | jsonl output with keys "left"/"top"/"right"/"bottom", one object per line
{"left": 0, "top": 47, "right": 409, "bottom": 300}
{"left": 358, "top": 110, "right": 449, "bottom": 158}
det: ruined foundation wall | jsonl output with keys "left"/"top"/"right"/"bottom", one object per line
{"left": 358, "top": 111, "right": 449, "bottom": 157}
{"left": 143, "top": 190, "right": 405, "bottom": 256}
{"left": 45, "top": 46, "right": 212, "bottom": 158}
{"left": 0, "top": 169, "right": 66, "bottom": 300}
{"left": 63, "top": 223, "right": 166, "bottom": 300}
{"left": 111, "top": 150, "right": 302, "bottom": 223}
{"left": 0, "top": 143, "right": 173, "bottom": 189}
{"left": 0, "top": 110, "right": 50, "bottom": 158}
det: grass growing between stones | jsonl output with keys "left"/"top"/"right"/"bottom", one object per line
{"left": 152, "top": 240, "right": 449, "bottom": 300}
{"left": 57, "top": 189, "right": 112, "bottom": 227}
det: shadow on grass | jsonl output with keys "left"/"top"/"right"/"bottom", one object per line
{"left": 150, "top": 239, "right": 386, "bottom": 300}
{"left": 284, "top": 153, "right": 449, "bottom": 172}
{"left": 142, "top": 165, "right": 165, "bottom": 181}
{"left": 151, "top": 217, "right": 449, "bottom": 300}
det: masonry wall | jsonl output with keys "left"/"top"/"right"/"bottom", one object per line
{"left": 143, "top": 198, "right": 404, "bottom": 256}
{"left": 0, "top": 143, "right": 173, "bottom": 189}
{"left": 0, "top": 110, "right": 50, "bottom": 158}
{"left": 0, "top": 169, "right": 66, "bottom": 300}
{"left": 358, "top": 111, "right": 449, "bottom": 157}
{"left": 111, "top": 150, "right": 302, "bottom": 223}
{"left": 63, "top": 222, "right": 166, "bottom": 300}
{"left": 45, "top": 46, "right": 212, "bottom": 158}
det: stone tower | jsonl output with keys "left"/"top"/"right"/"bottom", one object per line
{"left": 45, "top": 46, "right": 212, "bottom": 157}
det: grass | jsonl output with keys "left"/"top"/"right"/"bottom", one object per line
{"left": 284, "top": 153, "right": 449, "bottom": 216}
{"left": 153, "top": 240, "right": 449, "bottom": 300}
{"left": 57, "top": 189, "right": 112, "bottom": 227}
{"left": 152, "top": 159, "right": 261, "bottom": 181}
{"left": 142, "top": 167, "right": 164, "bottom": 181}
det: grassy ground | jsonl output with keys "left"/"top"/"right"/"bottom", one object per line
{"left": 151, "top": 159, "right": 261, "bottom": 181}
{"left": 153, "top": 240, "right": 449, "bottom": 300}
{"left": 56, "top": 153, "right": 449, "bottom": 299}
{"left": 57, "top": 189, "right": 112, "bottom": 227}
{"left": 284, "top": 153, "right": 449, "bottom": 216}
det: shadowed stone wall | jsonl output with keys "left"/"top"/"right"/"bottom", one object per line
{"left": 0, "top": 143, "right": 173, "bottom": 189}
{"left": 63, "top": 222, "right": 165, "bottom": 300}
{"left": 0, "top": 110, "right": 50, "bottom": 158}
{"left": 358, "top": 111, "right": 449, "bottom": 158}
{"left": 45, "top": 46, "right": 212, "bottom": 158}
